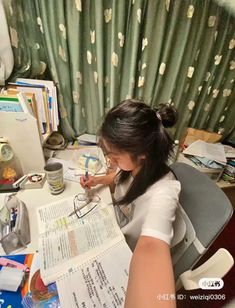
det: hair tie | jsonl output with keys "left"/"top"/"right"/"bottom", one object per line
{"left": 156, "top": 112, "right": 162, "bottom": 121}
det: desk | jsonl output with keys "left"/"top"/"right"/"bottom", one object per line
{"left": 0, "top": 145, "right": 112, "bottom": 255}
{"left": 0, "top": 178, "right": 112, "bottom": 255}
{"left": 0, "top": 174, "right": 131, "bottom": 308}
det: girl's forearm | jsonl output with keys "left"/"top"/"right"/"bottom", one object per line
{"left": 96, "top": 171, "right": 116, "bottom": 186}
{"left": 125, "top": 236, "right": 176, "bottom": 308}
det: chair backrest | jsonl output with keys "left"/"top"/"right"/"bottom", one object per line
{"left": 170, "top": 162, "right": 233, "bottom": 280}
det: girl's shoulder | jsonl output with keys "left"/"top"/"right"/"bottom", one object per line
{"left": 147, "top": 171, "right": 181, "bottom": 195}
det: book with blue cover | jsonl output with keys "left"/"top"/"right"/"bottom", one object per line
{"left": 0, "top": 254, "right": 33, "bottom": 308}
{"left": 0, "top": 254, "right": 60, "bottom": 308}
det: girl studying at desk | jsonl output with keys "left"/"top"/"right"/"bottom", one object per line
{"left": 80, "top": 99, "right": 180, "bottom": 308}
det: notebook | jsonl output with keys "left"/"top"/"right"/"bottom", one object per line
{"left": 56, "top": 240, "right": 131, "bottom": 307}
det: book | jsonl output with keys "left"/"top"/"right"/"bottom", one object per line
{"left": 36, "top": 195, "right": 132, "bottom": 306}
{"left": 0, "top": 253, "right": 60, "bottom": 308}
{"left": 0, "top": 254, "right": 33, "bottom": 308}
{"left": 16, "top": 78, "right": 60, "bottom": 131}
{"left": 56, "top": 240, "right": 131, "bottom": 307}
{"left": 6, "top": 89, "right": 44, "bottom": 136}
{"left": 21, "top": 253, "right": 60, "bottom": 308}
{"left": 16, "top": 92, "right": 34, "bottom": 115}
{"left": 7, "top": 83, "right": 49, "bottom": 134}
{"left": 0, "top": 95, "right": 23, "bottom": 112}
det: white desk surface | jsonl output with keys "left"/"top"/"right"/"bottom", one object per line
{"left": 0, "top": 178, "right": 112, "bottom": 256}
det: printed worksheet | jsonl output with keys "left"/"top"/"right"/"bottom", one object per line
{"left": 37, "top": 197, "right": 126, "bottom": 285}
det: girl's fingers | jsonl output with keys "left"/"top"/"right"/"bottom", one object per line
{"left": 80, "top": 176, "right": 87, "bottom": 187}
{"left": 80, "top": 175, "right": 96, "bottom": 188}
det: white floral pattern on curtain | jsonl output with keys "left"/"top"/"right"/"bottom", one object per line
{"left": 3, "top": 0, "right": 235, "bottom": 141}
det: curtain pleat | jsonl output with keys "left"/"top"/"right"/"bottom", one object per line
{"left": 3, "top": 0, "right": 235, "bottom": 141}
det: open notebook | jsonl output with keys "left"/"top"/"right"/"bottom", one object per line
{"left": 36, "top": 195, "right": 132, "bottom": 307}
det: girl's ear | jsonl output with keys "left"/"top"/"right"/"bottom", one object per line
{"left": 138, "top": 154, "right": 146, "bottom": 160}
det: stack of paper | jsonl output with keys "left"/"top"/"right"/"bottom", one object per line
{"left": 224, "top": 145, "right": 235, "bottom": 159}
{"left": 183, "top": 140, "right": 227, "bottom": 165}
{"left": 77, "top": 134, "right": 98, "bottom": 145}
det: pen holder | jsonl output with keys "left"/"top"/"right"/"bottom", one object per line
{"left": 0, "top": 195, "right": 30, "bottom": 254}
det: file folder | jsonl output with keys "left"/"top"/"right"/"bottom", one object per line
{"left": 0, "top": 112, "right": 45, "bottom": 174}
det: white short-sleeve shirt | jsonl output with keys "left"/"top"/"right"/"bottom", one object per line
{"left": 114, "top": 171, "right": 181, "bottom": 250}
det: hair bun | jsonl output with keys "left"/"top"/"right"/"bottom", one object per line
{"left": 154, "top": 104, "right": 178, "bottom": 128}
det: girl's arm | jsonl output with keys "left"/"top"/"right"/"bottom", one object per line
{"left": 125, "top": 235, "right": 176, "bottom": 308}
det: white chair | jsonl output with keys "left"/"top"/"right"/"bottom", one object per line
{"left": 170, "top": 162, "right": 234, "bottom": 291}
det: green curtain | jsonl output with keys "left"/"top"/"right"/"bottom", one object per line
{"left": 3, "top": 0, "right": 235, "bottom": 141}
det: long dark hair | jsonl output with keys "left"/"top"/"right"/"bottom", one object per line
{"left": 99, "top": 99, "right": 178, "bottom": 205}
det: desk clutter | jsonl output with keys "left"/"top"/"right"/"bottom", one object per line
{"left": 0, "top": 253, "right": 60, "bottom": 307}
{"left": 0, "top": 195, "right": 30, "bottom": 254}
{"left": 0, "top": 78, "right": 60, "bottom": 178}
{"left": 1, "top": 78, "right": 59, "bottom": 135}
{"left": 14, "top": 173, "right": 46, "bottom": 190}
{"left": 66, "top": 133, "right": 98, "bottom": 150}
{"left": 178, "top": 138, "right": 235, "bottom": 182}
{"left": 48, "top": 146, "right": 107, "bottom": 183}
{"left": 221, "top": 160, "right": 235, "bottom": 183}
{"left": 44, "top": 163, "right": 64, "bottom": 195}
{"left": 0, "top": 138, "right": 131, "bottom": 307}
{"left": 180, "top": 140, "right": 226, "bottom": 181}
{"left": 0, "top": 194, "right": 132, "bottom": 308}
{"left": 0, "top": 138, "right": 23, "bottom": 193}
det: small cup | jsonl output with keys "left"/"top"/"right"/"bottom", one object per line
{"left": 44, "top": 162, "right": 64, "bottom": 195}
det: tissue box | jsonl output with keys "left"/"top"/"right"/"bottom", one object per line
{"left": 77, "top": 154, "right": 102, "bottom": 174}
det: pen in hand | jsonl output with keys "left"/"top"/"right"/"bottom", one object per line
{"left": 84, "top": 169, "right": 89, "bottom": 198}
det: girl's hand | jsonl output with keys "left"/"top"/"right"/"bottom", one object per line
{"left": 80, "top": 175, "right": 98, "bottom": 189}
{"left": 80, "top": 171, "right": 116, "bottom": 188}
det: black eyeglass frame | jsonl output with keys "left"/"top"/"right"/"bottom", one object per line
{"left": 73, "top": 193, "right": 101, "bottom": 219}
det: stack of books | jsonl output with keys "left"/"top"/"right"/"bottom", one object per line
{"left": 0, "top": 78, "right": 59, "bottom": 174}
{"left": 221, "top": 160, "right": 235, "bottom": 183}
{"left": 1, "top": 78, "right": 59, "bottom": 138}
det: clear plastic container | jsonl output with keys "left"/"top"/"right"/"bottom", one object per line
{"left": 0, "top": 154, "right": 23, "bottom": 185}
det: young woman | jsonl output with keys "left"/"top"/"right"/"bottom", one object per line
{"left": 80, "top": 99, "right": 180, "bottom": 308}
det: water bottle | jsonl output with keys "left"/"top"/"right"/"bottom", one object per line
{"left": 168, "top": 140, "right": 180, "bottom": 165}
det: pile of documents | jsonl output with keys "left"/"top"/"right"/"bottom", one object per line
{"left": 181, "top": 140, "right": 228, "bottom": 180}
{"left": 183, "top": 140, "right": 227, "bottom": 165}
{"left": 67, "top": 134, "right": 98, "bottom": 150}
{"left": 1, "top": 78, "right": 59, "bottom": 136}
